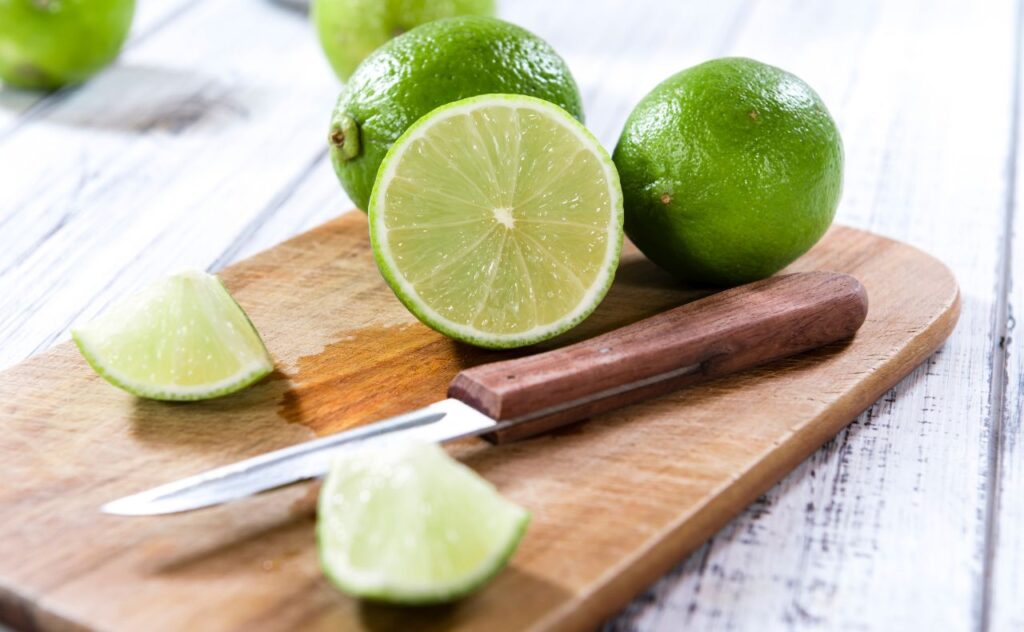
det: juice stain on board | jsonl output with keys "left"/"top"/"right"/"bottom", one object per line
{"left": 275, "top": 249, "right": 699, "bottom": 436}
{"left": 276, "top": 323, "right": 517, "bottom": 435}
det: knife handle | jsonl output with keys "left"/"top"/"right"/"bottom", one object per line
{"left": 448, "top": 271, "right": 868, "bottom": 444}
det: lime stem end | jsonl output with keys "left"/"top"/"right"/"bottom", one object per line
{"left": 329, "top": 114, "right": 361, "bottom": 161}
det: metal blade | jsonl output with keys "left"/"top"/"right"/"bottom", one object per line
{"left": 101, "top": 399, "right": 497, "bottom": 516}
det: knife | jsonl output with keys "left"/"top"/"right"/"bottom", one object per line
{"left": 102, "top": 271, "right": 868, "bottom": 516}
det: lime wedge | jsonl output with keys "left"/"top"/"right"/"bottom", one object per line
{"left": 369, "top": 93, "right": 623, "bottom": 349}
{"left": 72, "top": 270, "right": 273, "bottom": 401}
{"left": 317, "top": 440, "right": 529, "bottom": 604}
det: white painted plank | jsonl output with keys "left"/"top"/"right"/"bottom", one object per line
{"left": 0, "top": 0, "right": 201, "bottom": 128}
{"left": 227, "top": 153, "right": 347, "bottom": 264}
{"left": 0, "top": 0, "right": 337, "bottom": 370}
{"left": 604, "top": 0, "right": 1016, "bottom": 629}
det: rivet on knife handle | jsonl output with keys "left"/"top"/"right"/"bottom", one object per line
{"left": 448, "top": 271, "right": 869, "bottom": 443}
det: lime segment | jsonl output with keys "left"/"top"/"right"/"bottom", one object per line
{"left": 317, "top": 440, "right": 529, "bottom": 604}
{"left": 72, "top": 271, "right": 273, "bottom": 401}
{"left": 369, "top": 94, "right": 623, "bottom": 349}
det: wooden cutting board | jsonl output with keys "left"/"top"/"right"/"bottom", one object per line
{"left": 0, "top": 212, "right": 958, "bottom": 632}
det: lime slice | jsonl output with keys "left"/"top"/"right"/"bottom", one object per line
{"left": 72, "top": 270, "right": 273, "bottom": 401}
{"left": 317, "top": 440, "right": 529, "bottom": 604}
{"left": 369, "top": 93, "right": 623, "bottom": 349}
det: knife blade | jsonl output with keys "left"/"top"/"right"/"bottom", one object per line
{"left": 103, "top": 271, "right": 869, "bottom": 516}
{"left": 101, "top": 398, "right": 497, "bottom": 515}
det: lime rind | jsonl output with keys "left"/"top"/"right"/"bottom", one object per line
{"left": 317, "top": 509, "right": 529, "bottom": 605}
{"left": 71, "top": 270, "right": 273, "bottom": 401}
{"left": 73, "top": 336, "right": 272, "bottom": 401}
{"left": 316, "top": 441, "right": 530, "bottom": 604}
{"left": 368, "top": 93, "right": 623, "bottom": 349}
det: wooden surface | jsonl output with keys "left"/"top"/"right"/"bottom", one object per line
{"left": 0, "top": 212, "right": 957, "bottom": 631}
{"left": 0, "top": 0, "right": 1018, "bottom": 630}
{"left": 450, "top": 272, "right": 869, "bottom": 443}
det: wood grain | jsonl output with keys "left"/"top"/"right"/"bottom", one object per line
{"left": 450, "top": 273, "right": 868, "bottom": 443}
{"left": 0, "top": 213, "right": 957, "bottom": 631}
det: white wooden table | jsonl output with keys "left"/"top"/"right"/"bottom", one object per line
{"left": 1, "top": 0, "right": 1020, "bottom": 630}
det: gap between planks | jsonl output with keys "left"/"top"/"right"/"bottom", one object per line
{"left": 979, "top": 0, "right": 1024, "bottom": 629}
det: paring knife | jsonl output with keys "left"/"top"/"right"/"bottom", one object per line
{"left": 103, "top": 271, "right": 868, "bottom": 516}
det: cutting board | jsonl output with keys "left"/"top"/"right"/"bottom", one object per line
{"left": 0, "top": 212, "right": 958, "bottom": 632}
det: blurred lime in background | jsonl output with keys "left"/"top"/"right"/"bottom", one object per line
{"left": 0, "top": 0, "right": 135, "bottom": 90}
{"left": 328, "top": 16, "right": 583, "bottom": 211}
{"left": 312, "top": 0, "right": 494, "bottom": 82}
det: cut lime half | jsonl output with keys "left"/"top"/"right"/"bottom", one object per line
{"left": 72, "top": 270, "right": 273, "bottom": 401}
{"left": 317, "top": 440, "right": 529, "bottom": 604}
{"left": 369, "top": 94, "right": 623, "bottom": 349}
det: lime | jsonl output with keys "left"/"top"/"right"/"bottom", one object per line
{"left": 312, "top": 0, "right": 494, "bottom": 82}
{"left": 613, "top": 57, "right": 844, "bottom": 286}
{"left": 318, "top": 440, "right": 529, "bottom": 604}
{"left": 328, "top": 16, "right": 584, "bottom": 212}
{"left": 0, "top": 0, "right": 135, "bottom": 90}
{"left": 72, "top": 271, "right": 273, "bottom": 401}
{"left": 369, "top": 94, "right": 623, "bottom": 349}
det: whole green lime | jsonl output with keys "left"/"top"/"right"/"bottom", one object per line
{"left": 614, "top": 57, "right": 843, "bottom": 286}
{"left": 0, "top": 0, "right": 135, "bottom": 90}
{"left": 328, "top": 16, "right": 584, "bottom": 212}
{"left": 312, "top": 0, "right": 495, "bottom": 82}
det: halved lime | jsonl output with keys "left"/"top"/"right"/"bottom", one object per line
{"left": 317, "top": 440, "right": 529, "bottom": 604}
{"left": 369, "top": 93, "right": 623, "bottom": 349}
{"left": 72, "top": 271, "right": 273, "bottom": 401}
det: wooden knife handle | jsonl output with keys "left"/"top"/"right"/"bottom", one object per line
{"left": 448, "top": 271, "right": 868, "bottom": 444}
